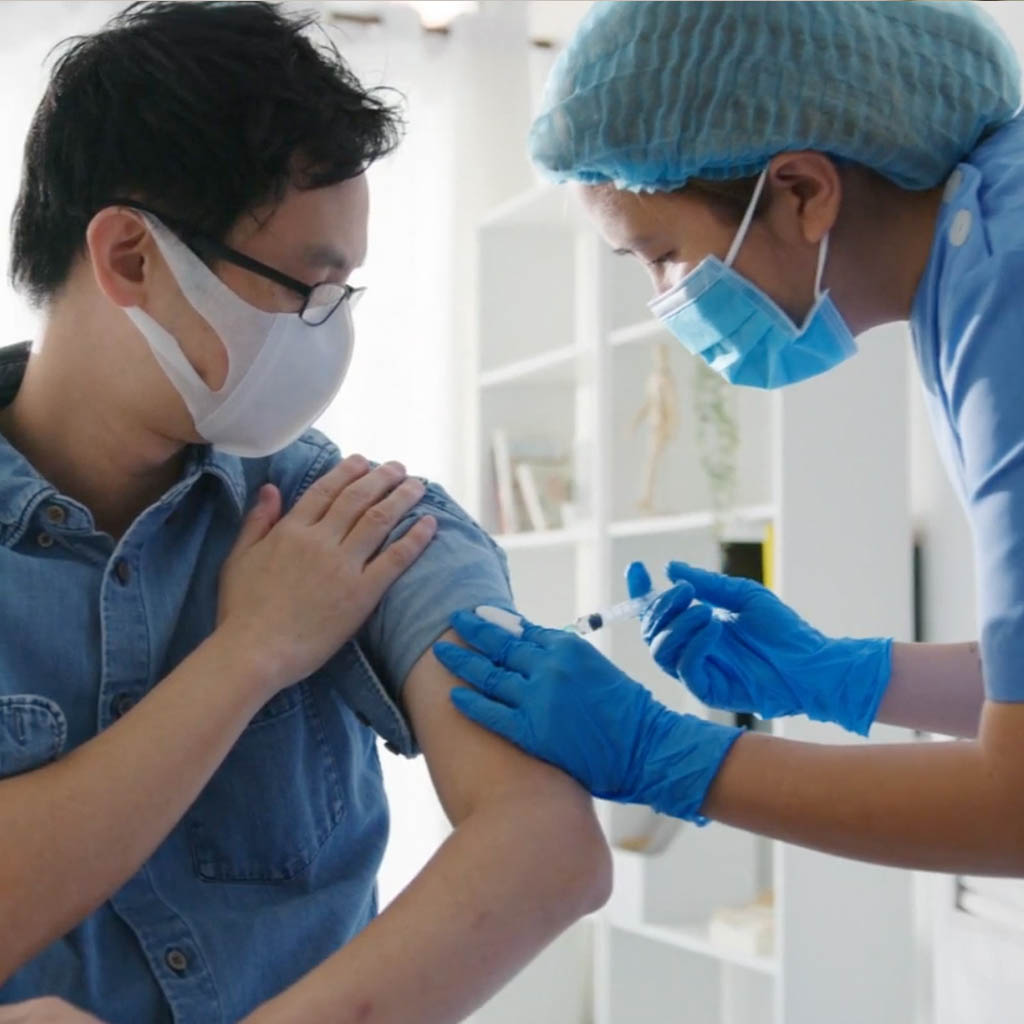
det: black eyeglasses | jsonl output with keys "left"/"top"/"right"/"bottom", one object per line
{"left": 108, "top": 199, "right": 365, "bottom": 326}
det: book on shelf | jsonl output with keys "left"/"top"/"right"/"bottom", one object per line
{"left": 492, "top": 430, "right": 575, "bottom": 534}
{"left": 515, "top": 462, "right": 547, "bottom": 532}
{"left": 491, "top": 428, "right": 519, "bottom": 534}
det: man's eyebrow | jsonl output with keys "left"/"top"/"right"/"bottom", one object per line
{"left": 613, "top": 247, "right": 633, "bottom": 256}
{"left": 301, "top": 243, "right": 356, "bottom": 271}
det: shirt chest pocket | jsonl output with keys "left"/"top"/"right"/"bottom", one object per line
{"left": 0, "top": 695, "right": 67, "bottom": 777}
{"left": 185, "top": 679, "right": 346, "bottom": 883}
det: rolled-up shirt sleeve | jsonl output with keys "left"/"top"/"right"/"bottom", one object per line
{"left": 357, "top": 481, "right": 514, "bottom": 704}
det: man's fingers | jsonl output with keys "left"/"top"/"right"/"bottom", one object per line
{"left": 318, "top": 461, "right": 411, "bottom": 540}
{"left": 290, "top": 454, "right": 373, "bottom": 525}
{"left": 232, "top": 485, "right": 282, "bottom": 553}
{"left": 362, "top": 514, "right": 437, "bottom": 593}
{"left": 343, "top": 476, "right": 427, "bottom": 562}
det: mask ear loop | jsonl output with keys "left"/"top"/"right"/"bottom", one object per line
{"left": 724, "top": 168, "right": 769, "bottom": 268}
{"left": 813, "top": 232, "right": 830, "bottom": 301}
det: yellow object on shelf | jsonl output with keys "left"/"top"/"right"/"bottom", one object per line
{"left": 762, "top": 520, "right": 775, "bottom": 591}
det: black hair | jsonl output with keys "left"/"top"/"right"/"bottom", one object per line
{"left": 684, "top": 176, "right": 765, "bottom": 220}
{"left": 10, "top": 1, "right": 403, "bottom": 305}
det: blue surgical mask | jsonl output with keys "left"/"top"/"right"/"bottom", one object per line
{"left": 648, "top": 169, "right": 856, "bottom": 389}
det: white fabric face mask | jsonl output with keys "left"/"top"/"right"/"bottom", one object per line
{"left": 124, "top": 212, "right": 354, "bottom": 458}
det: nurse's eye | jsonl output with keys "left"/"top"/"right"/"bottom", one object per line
{"left": 646, "top": 251, "right": 675, "bottom": 268}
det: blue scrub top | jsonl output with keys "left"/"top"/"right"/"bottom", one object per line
{"left": 911, "top": 112, "right": 1024, "bottom": 702}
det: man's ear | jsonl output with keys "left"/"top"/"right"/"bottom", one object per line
{"left": 85, "top": 206, "right": 154, "bottom": 308}
{"left": 766, "top": 151, "right": 842, "bottom": 247}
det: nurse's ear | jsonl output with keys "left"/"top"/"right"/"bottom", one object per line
{"left": 84, "top": 207, "right": 154, "bottom": 308}
{"left": 763, "top": 151, "right": 842, "bottom": 248}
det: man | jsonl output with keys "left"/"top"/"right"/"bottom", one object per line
{"left": 0, "top": 4, "right": 611, "bottom": 1022}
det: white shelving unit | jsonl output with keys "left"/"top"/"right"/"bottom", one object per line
{"left": 470, "top": 182, "right": 919, "bottom": 1023}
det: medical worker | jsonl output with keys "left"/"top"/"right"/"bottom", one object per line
{"left": 435, "top": 1, "right": 1024, "bottom": 873}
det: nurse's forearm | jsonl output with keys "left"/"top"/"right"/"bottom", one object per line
{"left": 875, "top": 641, "right": 984, "bottom": 737}
{"left": 703, "top": 700, "right": 1024, "bottom": 875}
{"left": 0, "top": 629, "right": 277, "bottom": 982}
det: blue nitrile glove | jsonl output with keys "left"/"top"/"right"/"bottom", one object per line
{"left": 626, "top": 561, "right": 893, "bottom": 737}
{"left": 434, "top": 608, "right": 742, "bottom": 825}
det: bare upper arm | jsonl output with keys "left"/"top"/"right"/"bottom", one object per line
{"left": 401, "top": 629, "right": 592, "bottom": 826}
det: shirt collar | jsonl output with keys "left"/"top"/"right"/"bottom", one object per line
{"left": 178, "top": 444, "right": 248, "bottom": 519}
{"left": 0, "top": 343, "right": 247, "bottom": 542}
{"left": 910, "top": 161, "right": 982, "bottom": 331}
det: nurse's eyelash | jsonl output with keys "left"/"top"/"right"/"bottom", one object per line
{"left": 647, "top": 252, "right": 674, "bottom": 267}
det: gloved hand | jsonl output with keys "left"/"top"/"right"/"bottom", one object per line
{"left": 434, "top": 608, "right": 742, "bottom": 825}
{"left": 627, "top": 561, "right": 892, "bottom": 737}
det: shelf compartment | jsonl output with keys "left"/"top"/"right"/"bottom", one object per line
{"left": 609, "top": 336, "right": 774, "bottom": 522}
{"left": 495, "top": 526, "right": 588, "bottom": 551}
{"left": 609, "top": 920, "right": 778, "bottom": 977}
{"left": 478, "top": 380, "right": 579, "bottom": 537}
{"left": 609, "top": 318, "right": 671, "bottom": 348}
{"left": 605, "top": 924, "right": 724, "bottom": 1024}
{"left": 609, "top": 505, "right": 775, "bottom": 540}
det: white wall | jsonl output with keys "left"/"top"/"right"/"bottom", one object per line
{"left": 0, "top": 2, "right": 126, "bottom": 344}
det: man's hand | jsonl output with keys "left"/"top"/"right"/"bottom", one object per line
{"left": 217, "top": 454, "right": 437, "bottom": 695}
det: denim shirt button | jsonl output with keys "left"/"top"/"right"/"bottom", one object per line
{"left": 114, "top": 559, "right": 132, "bottom": 585}
{"left": 165, "top": 948, "right": 188, "bottom": 974}
{"left": 44, "top": 504, "right": 66, "bottom": 526}
{"left": 36, "top": 532, "right": 54, "bottom": 549}
{"left": 112, "top": 693, "right": 136, "bottom": 719}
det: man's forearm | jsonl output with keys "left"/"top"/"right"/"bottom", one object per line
{"left": 875, "top": 641, "right": 984, "bottom": 738}
{"left": 0, "top": 630, "right": 276, "bottom": 980}
{"left": 703, "top": 700, "right": 1024, "bottom": 875}
{"left": 242, "top": 792, "right": 611, "bottom": 1024}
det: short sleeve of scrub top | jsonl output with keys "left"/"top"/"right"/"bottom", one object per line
{"left": 911, "top": 114, "right": 1024, "bottom": 702}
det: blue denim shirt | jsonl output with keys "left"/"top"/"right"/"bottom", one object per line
{"left": 0, "top": 342, "right": 512, "bottom": 1022}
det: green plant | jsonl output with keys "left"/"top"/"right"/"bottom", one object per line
{"left": 692, "top": 360, "right": 740, "bottom": 533}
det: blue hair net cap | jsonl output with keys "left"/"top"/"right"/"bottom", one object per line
{"left": 530, "top": 1, "right": 1022, "bottom": 192}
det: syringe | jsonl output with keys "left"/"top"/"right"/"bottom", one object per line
{"left": 565, "top": 590, "right": 666, "bottom": 635}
